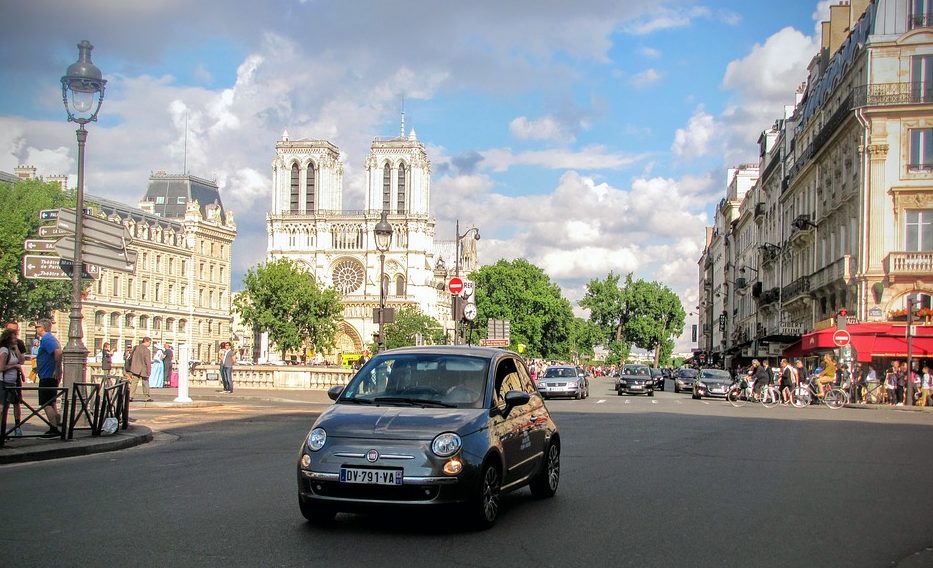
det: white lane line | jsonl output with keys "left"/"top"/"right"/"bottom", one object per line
{"left": 651, "top": 400, "right": 658, "bottom": 404}
{"left": 596, "top": 399, "right": 606, "bottom": 404}
{"left": 624, "top": 399, "right": 631, "bottom": 404}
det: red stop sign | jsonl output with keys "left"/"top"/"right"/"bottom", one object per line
{"left": 448, "top": 277, "right": 464, "bottom": 295}
{"left": 832, "top": 329, "right": 851, "bottom": 347}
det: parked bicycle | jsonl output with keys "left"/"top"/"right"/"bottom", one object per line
{"left": 791, "top": 376, "right": 848, "bottom": 409}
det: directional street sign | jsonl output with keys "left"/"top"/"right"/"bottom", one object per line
{"left": 23, "top": 239, "right": 56, "bottom": 252}
{"left": 460, "top": 279, "right": 475, "bottom": 298}
{"left": 38, "top": 224, "right": 70, "bottom": 238}
{"left": 39, "top": 209, "right": 59, "bottom": 221}
{"left": 58, "top": 258, "right": 101, "bottom": 280}
{"left": 56, "top": 208, "right": 133, "bottom": 248}
{"left": 22, "top": 255, "right": 99, "bottom": 280}
{"left": 54, "top": 236, "right": 137, "bottom": 273}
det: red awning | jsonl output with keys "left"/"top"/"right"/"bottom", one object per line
{"left": 784, "top": 323, "right": 933, "bottom": 362}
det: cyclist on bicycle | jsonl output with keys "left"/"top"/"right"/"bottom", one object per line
{"left": 815, "top": 353, "right": 836, "bottom": 398}
{"left": 750, "top": 359, "right": 770, "bottom": 399}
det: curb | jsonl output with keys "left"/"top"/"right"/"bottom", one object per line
{"left": 845, "top": 403, "right": 930, "bottom": 412}
{"left": 0, "top": 425, "right": 153, "bottom": 465}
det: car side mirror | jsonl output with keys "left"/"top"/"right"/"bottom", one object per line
{"left": 327, "top": 385, "right": 344, "bottom": 401}
{"left": 501, "top": 390, "right": 530, "bottom": 417}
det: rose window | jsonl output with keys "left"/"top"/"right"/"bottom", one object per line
{"left": 332, "top": 259, "right": 365, "bottom": 294}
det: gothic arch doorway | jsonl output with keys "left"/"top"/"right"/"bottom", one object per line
{"left": 331, "top": 321, "right": 363, "bottom": 364}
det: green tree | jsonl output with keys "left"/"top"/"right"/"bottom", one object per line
{"left": 569, "top": 317, "right": 602, "bottom": 361}
{"left": 471, "top": 258, "right": 574, "bottom": 359}
{"left": 624, "top": 280, "right": 686, "bottom": 367}
{"left": 233, "top": 258, "right": 344, "bottom": 359}
{"left": 579, "top": 272, "right": 635, "bottom": 346}
{"left": 383, "top": 306, "right": 445, "bottom": 349}
{"left": 0, "top": 179, "right": 74, "bottom": 323}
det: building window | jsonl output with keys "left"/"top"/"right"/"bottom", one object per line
{"left": 155, "top": 282, "right": 162, "bottom": 302}
{"left": 305, "top": 163, "right": 316, "bottom": 212}
{"left": 909, "top": 128, "right": 933, "bottom": 172}
{"left": 127, "top": 278, "right": 134, "bottom": 299}
{"left": 110, "top": 312, "right": 120, "bottom": 327}
{"left": 395, "top": 275, "right": 405, "bottom": 296}
{"left": 909, "top": 0, "right": 932, "bottom": 29}
{"left": 139, "top": 315, "right": 148, "bottom": 330}
{"left": 112, "top": 275, "right": 120, "bottom": 298}
{"left": 125, "top": 314, "right": 135, "bottom": 328}
{"left": 906, "top": 209, "right": 933, "bottom": 251}
{"left": 912, "top": 54, "right": 933, "bottom": 102}
{"left": 397, "top": 163, "right": 406, "bottom": 213}
{"left": 166, "top": 318, "right": 174, "bottom": 332}
{"left": 94, "top": 311, "right": 105, "bottom": 326}
{"left": 178, "top": 319, "right": 187, "bottom": 332}
{"left": 177, "top": 196, "right": 186, "bottom": 205}
{"left": 156, "top": 196, "right": 165, "bottom": 204}
{"left": 153, "top": 317, "right": 162, "bottom": 331}
{"left": 141, "top": 280, "right": 148, "bottom": 301}
{"left": 290, "top": 163, "right": 300, "bottom": 212}
{"left": 382, "top": 163, "right": 391, "bottom": 210}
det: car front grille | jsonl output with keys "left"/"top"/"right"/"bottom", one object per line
{"left": 310, "top": 481, "right": 440, "bottom": 502}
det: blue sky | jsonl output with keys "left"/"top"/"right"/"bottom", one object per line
{"left": 0, "top": 0, "right": 836, "bottom": 351}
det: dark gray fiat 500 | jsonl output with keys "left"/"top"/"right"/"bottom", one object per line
{"left": 297, "top": 346, "right": 561, "bottom": 528}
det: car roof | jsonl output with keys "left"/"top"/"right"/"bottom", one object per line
{"left": 378, "top": 345, "right": 519, "bottom": 360}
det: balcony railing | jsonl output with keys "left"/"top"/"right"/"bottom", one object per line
{"left": 809, "top": 255, "right": 852, "bottom": 291}
{"left": 785, "top": 93, "right": 853, "bottom": 190}
{"left": 887, "top": 251, "right": 933, "bottom": 277}
{"left": 908, "top": 12, "right": 933, "bottom": 30}
{"left": 854, "top": 82, "right": 933, "bottom": 107}
{"left": 759, "top": 287, "right": 780, "bottom": 307}
{"left": 782, "top": 277, "right": 811, "bottom": 303}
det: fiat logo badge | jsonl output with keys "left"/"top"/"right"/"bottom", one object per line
{"left": 366, "top": 449, "right": 379, "bottom": 462}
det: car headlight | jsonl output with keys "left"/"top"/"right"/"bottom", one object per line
{"left": 432, "top": 432, "right": 462, "bottom": 457}
{"left": 697, "top": 381, "right": 707, "bottom": 389}
{"left": 567, "top": 381, "right": 578, "bottom": 387}
{"left": 307, "top": 427, "right": 326, "bottom": 451}
{"left": 619, "top": 380, "right": 627, "bottom": 385}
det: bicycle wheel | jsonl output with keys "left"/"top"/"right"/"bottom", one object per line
{"left": 823, "top": 388, "right": 848, "bottom": 409}
{"left": 760, "top": 385, "right": 780, "bottom": 408}
{"left": 791, "top": 386, "right": 810, "bottom": 408}
{"left": 727, "top": 386, "right": 747, "bottom": 407}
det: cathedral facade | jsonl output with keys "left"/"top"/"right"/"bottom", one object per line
{"left": 265, "top": 127, "right": 474, "bottom": 361}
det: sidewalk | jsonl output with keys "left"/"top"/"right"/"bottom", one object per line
{"left": 0, "top": 386, "right": 334, "bottom": 465}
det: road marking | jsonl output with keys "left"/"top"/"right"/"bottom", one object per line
{"left": 651, "top": 400, "right": 658, "bottom": 404}
{"left": 596, "top": 399, "right": 605, "bottom": 404}
{"left": 624, "top": 399, "right": 630, "bottom": 404}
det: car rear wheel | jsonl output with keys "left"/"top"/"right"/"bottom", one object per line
{"left": 299, "top": 496, "right": 336, "bottom": 525}
{"left": 469, "top": 461, "right": 502, "bottom": 529}
{"left": 530, "top": 441, "right": 560, "bottom": 498}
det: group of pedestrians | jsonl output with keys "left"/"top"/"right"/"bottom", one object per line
{"left": 121, "top": 338, "right": 175, "bottom": 402}
{"left": 0, "top": 319, "right": 63, "bottom": 438}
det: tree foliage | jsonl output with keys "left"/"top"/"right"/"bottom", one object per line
{"left": 383, "top": 305, "right": 445, "bottom": 350}
{"left": 580, "top": 272, "right": 685, "bottom": 367}
{"left": 568, "top": 317, "right": 602, "bottom": 360}
{"left": 0, "top": 179, "right": 74, "bottom": 323}
{"left": 471, "top": 258, "right": 574, "bottom": 359}
{"left": 233, "top": 258, "right": 344, "bottom": 359}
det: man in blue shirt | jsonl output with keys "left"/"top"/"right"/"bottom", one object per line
{"left": 34, "top": 318, "right": 62, "bottom": 438}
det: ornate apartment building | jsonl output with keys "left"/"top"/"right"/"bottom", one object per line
{"left": 11, "top": 168, "right": 237, "bottom": 363}
{"left": 265, "top": 126, "right": 475, "bottom": 361}
{"left": 698, "top": 0, "right": 933, "bottom": 369}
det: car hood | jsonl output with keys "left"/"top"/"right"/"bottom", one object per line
{"left": 619, "top": 374, "right": 650, "bottom": 380}
{"left": 698, "top": 377, "right": 731, "bottom": 385}
{"left": 314, "top": 404, "right": 488, "bottom": 440}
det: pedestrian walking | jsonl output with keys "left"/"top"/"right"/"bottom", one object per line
{"left": 219, "top": 342, "right": 234, "bottom": 393}
{"left": 918, "top": 365, "right": 931, "bottom": 407}
{"left": 100, "top": 342, "right": 113, "bottom": 380}
{"left": 163, "top": 344, "right": 174, "bottom": 387}
{"left": 779, "top": 358, "right": 795, "bottom": 404}
{"left": 0, "top": 327, "right": 24, "bottom": 437}
{"left": 127, "top": 337, "right": 153, "bottom": 402}
{"left": 33, "top": 319, "right": 62, "bottom": 437}
{"left": 149, "top": 343, "right": 165, "bottom": 388}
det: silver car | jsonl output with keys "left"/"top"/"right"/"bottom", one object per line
{"left": 537, "top": 365, "right": 589, "bottom": 399}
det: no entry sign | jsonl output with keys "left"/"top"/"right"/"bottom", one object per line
{"left": 448, "top": 277, "right": 464, "bottom": 295}
{"left": 832, "top": 329, "right": 851, "bottom": 347}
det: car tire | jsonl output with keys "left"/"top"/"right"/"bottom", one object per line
{"left": 469, "top": 461, "right": 502, "bottom": 530}
{"left": 617, "top": 389, "right": 623, "bottom": 396}
{"left": 299, "top": 496, "right": 336, "bottom": 525}
{"left": 692, "top": 392, "right": 700, "bottom": 400}
{"left": 575, "top": 390, "right": 582, "bottom": 400}
{"left": 529, "top": 441, "right": 560, "bottom": 499}
{"left": 648, "top": 389, "right": 654, "bottom": 397}
{"left": 674, "top": 385, "right": 680, "bottom": 393}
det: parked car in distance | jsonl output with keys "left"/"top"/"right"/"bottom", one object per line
{"left": 537, "top": 365, "right": 589, "bottom": 399}
{"left": 673, "top": 368, "right": 698, "bottom": 393}
{"left": 616, "top": 364, "right": 654, "bottom": 396}
{"left": 296, "top": 346, "right": 561, "bottom": 529}
{"left": 649, "top": 367, "right": 665, "bottom": 391}
{"left": 693, "top": 368, "right": 733, "bottom": 399}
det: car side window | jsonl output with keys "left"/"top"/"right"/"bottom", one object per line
{"left": 515, "top": 360, "right": 537, "bottom": 394}
{"left": 493, "top": 358, "right": 524, "bottom": 406}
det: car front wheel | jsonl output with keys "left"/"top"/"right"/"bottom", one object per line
{"left": 299, "top": 497, "right": 336, "bottom": 525}
{"left": 530, "top": 441, "right": 560, "bottom": 498}
{"left": 469, "top": 461, "right": 502, "bottom": 529}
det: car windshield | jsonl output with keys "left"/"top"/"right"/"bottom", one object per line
{"left": 700, "top": 369, "right": 731, "bottom": 380}
{"left": 650, "top": 369, "right": 662, "bottom": 377}
{"left": 339, "top": 353, "right": 489, "bottom": 409}
{"left": 542, "top": 367, "right": 577, "bottom": 378}
{"left": 679, "top": 369, "right": 698, "bottom": 378}
{"left": 622, "top": 366, "right": 650, "bottom": 376}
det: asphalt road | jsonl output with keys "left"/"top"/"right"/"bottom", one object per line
{"left": 1, "top": 378, "right": 932, "bottom": 568}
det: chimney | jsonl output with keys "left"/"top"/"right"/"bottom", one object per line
{"left": 14, "top": 165, "right": 37, "bottom": 180}
{"left": 828, "top": 3, "right": 850, "bottom": 57}
{"left": 849, "top": 0, "right": 870, "bottom": 28}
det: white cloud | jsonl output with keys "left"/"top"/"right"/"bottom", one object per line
{"left": 639, "top": 46, "right": 661, "bottom": 59}
{"left": 671, "top": 106, "right": 717, "bottom": 160}
{"left": 630, "top": 68, "right": 662, "bottom": 88}
{"left": 509, "top": 115, "right": 570, "bottom": 142}
{"left": 481, "top": 146, "right": 646, "bottom": 173}
{"left": 625, "top": 6, "right": 711, "bottom": 35}
{"left": 722, "top": 27, "right": 817, "bottom": 102}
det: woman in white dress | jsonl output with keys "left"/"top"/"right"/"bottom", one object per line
{"left": 150, "top": 344, "right": 165, "bottom": 388}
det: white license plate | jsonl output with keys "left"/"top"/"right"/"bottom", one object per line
{"left": 630, "top": 385, "right": 643, "bottom": 390}
{"left": 340, "top": 467, "right": 402, "bottom": 485}
{"left": 711, "top": 387, "right": 725, "bottom": 393}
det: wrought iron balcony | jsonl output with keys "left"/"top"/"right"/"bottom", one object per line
{"left": 854, "top": 82, "right": 933, "bottom": 107}
{"left": 759, "top": 287, "right": 780, "bottom": 307}
{"left": 809, "top": 255, "right": 852, "bottom": 291}
{"left": 782, "top": 277, "right": 811, "bottom": 303}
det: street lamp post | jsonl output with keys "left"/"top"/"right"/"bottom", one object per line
{"left": 374, "top": 211, "right": 393, "bottom": 352}
{"left": 60, "top": 40, "right": 106, "bottom": 390}
{"left": 454, "top": 220, "right": 480, "bottom": 345}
